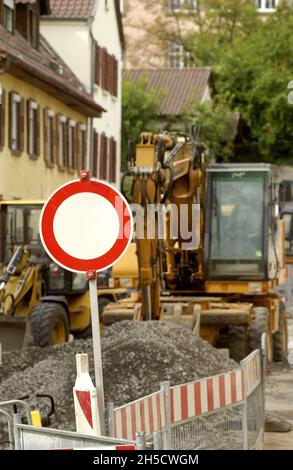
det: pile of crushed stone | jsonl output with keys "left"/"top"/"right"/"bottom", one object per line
{"left": 0, "top": 321, "right": 237, "bottom": 432}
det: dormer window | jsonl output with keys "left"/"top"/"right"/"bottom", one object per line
{"left": 16, "top": 1, "right": 39, "bottom": 48}
{"left": 2, "top": 0, "right": 15, "bottom": 33}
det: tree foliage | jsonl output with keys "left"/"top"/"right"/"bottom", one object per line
{"left": 143, "top": 1, "right": 293, "bottom": 163}
{"left": 122, "top": 75, "right": 162, "bottom": 170}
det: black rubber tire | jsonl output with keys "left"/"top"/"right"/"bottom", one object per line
{"left": 99, "top": 297, "right": 112, "bottom": 315}
{"left": 248, "top": 307, "right": 273, "bottom": 362}
{"left": 28, "top": 302, "right": 69, "bottom": 347}
{"left": 228, "top": 326, "right": 248, "bottom": 362}
{"left": 75, "top": 297, "right": 112, "bottom": 340}
{"left": 273, "top": 302, "right": 288, "bottom": 362}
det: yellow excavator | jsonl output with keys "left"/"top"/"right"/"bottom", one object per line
{"left": 0, "top": 200, "right": 127, "bottom": 351}
{"left": 104, "top": 130, "right": 288, "bottom": 362}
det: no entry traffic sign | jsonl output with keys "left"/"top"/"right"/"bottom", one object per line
{"left": 40, "top": 172, "right": 133, "bottom": 435}
{"left": 40, "top": 177, "right": 133, "bottom": 273}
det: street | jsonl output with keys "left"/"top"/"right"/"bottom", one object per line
{"left": 265, "top": 317, "right": 293, "bottom": 449}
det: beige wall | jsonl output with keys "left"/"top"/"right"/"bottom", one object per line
{"left": 0, "top": 73, "right": 87, "bottom": 200}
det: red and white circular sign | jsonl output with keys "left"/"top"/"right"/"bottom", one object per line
{"left": 40, "top": 179, "right": 133, "bottom": 273}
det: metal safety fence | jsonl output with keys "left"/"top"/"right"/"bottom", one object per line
{"left": 0, "top": 346, "right": 265, "bottom": 450}
{"left": 111, "top": 347, "right": 265, "bottom": 450}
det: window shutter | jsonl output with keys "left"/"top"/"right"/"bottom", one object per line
{"left": 109, "top": 138, "right": 117, "bottom": 183}
{"left": 26, "top": 99, "right": 31, "bottom": 155}
{"left": 73, "top": 125, "right": 77, "bottom": 171}
{"left": 82, "top": 126, "right": 87, "bottom": 170}
{"left": 9, "top": 92, "right": 13, "bottom": 151}
{"left": 63, "top": 120, "right": 68, "bottom": 168}
{"left": 0, "top": 88, "right": 5, "bottom": 150}
{"left": 113, "top": 57, "right": 118, "bottom": 97}
{"left": 43, "top": 108, "right": 48, "bottom": 162}
{"left": 35, "top": 104, "right": 40, "bottom": 157}
{"left": 102, "top": 48, "right": 107, "bottom": 90}
{"left": 75, "top": 124, "right": 80, "bottom": 172}
{"left": 99, "top": 134, "right": 108, "bottom": 180}
{"left": 19, "top": 97, "right": 24, "bottom": 153}
{"left": 93, "top": 131, "right": 99, "bottom": 177}
{"left": 99, "top": 133, "right": 105, "bottom": 179}
{"left": 95, "top": 43, "right": 101, "bottom": 86}
{"left": 107, "top": 53, "right": 111, "bottom": 93}
{"left": 56, "top": 114, "right": 61, "bottom": 166}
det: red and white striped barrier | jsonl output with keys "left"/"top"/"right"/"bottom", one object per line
{"left": 113, "top": 351, "right": 262, "bottom": 441}
{"left": 114, "top": 391, "right": 166, "bottom": 441}
{"left": 170, "top": 370, "right": 244, "bottom": 425}
{"left": 73, "top": 354, "right": 101, "bottom": 436}
{"left": 242, "top": 351, "right": 261, "bottom": 395}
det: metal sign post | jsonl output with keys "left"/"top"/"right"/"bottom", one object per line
{"left": 39, "top": 171, "right": 133, "bottom": 436}
{"left": 87, "top": 270, "right": 105, "bottom": 433}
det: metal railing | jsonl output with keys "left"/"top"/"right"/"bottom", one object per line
{"left": 111, "top": 345, "right": 265, "bottom": 451}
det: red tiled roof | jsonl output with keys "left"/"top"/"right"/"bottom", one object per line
{"left": 123, "top": 68, "right": 212, "bottom": 116}
{"left": 49, "top": 0, "right": 96, "bottom": 18}
{"left": 0, "top": 25, "right": 104, "bottom": 117}
{"left": 46, "top": 0, "right": 125, "bottom": 49}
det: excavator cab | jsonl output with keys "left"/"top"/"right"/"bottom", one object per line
{"left": 205, "top": 164, "right": 283, "bottom": 286}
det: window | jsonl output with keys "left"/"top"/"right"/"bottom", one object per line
{"left": 15, "top": 3, "right": 39, "bottom": 48}
{"left": 108, "top": 137, "right": 117, "bottom": 183}
{"left": 2, "top": 0, "right": 14, "bottom": 33}
{"left": 77, "top": 123, "right": 87, "bottom": 172}
{"left": 93, "top": 130, "right": 99, "bottom": 177}
{"left": 256, "top": 0, "right": 279, "bottom": 12}
{"left": 168, "top": 43, "right": 187, "bottom": 69}
{"left": 43, "top": 108, "right": 55, "bottom": 167}
{"left": 170, "top": 0, "right": 196, "bottom": 12}
{"left": 0, "top": 85, "right": 6, "bottom": 150}
{"left": 27, "top": 7, "right": 39, "bottom": 48}
{"left": 27, "top": 99, "right": 40, "bottom": 158}
{"left": 57, "top": 114, "right": 66, "bottom": 169}
{"left": 67, "top": 119, "right": 76, "bottom": 172}
{"left": 95, "top": 45, "right": 118, "bottom": 97}
{"left": 99, "top": 133, "right": 108, "bottom": 180}
{"left": 206, "top": 171, "right": 267, "bottom": 279}
{"left": 9, "top": 92, "right": 24, "bottom": 154}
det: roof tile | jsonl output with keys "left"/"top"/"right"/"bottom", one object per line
{"left": 49, "top": 0, "right": 96, "bottom": 18}
{"left": 123, "top": 68, "right": 212, "bottom": 116}
{"left": 0, "top": 25, "right": 103, "bottom": 116}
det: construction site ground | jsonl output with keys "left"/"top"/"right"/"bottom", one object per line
{"left": 265, "top": 315, "right": 293, "bottom": 449}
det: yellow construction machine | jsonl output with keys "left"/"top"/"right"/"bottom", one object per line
{"left": 104, "top": 130, "right": 288, "bottom": 362}
{"left": 0, "top": 200, "right": 126, "bottom": 351}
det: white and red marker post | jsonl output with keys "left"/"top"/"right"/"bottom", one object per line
{"left": 40, "top": 170, "right": 133, "bottom": 435}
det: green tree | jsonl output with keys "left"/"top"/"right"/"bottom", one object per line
{"left": 121, "top": 76, "right": 162, "bottom": 170}
{"left": 212, "top": 4, "right": 293, "bottom": 162}
{"left": 182, "top": 95, "right": 236, "bottom": 161}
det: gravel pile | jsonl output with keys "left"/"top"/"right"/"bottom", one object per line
{"left": 0, "top": 321, "right": 237, "bottom": 433}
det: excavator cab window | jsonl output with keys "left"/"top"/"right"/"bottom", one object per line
{"left": 282, "top": 208, "right": 293, "bottom": 257}
{"left": 205, "top": 168, "right": 270, "bottom": 280}
{"left": 1, "top": 204, "right": 44, "bottom": 263}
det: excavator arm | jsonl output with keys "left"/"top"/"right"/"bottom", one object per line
{"left": 122, "top": 131, "right": 205, "bottom": 320}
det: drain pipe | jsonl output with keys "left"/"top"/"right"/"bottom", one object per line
{"left": 88, "top": 16, "right": 96, "bottom": 173}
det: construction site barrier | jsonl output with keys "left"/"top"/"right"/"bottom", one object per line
{"left": 111, "top": 347, "right": 265, "bottom": 450}
{"left": 73, "top": 354, "right": 101, "bottom": 436}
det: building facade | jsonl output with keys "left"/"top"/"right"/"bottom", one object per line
{"left": 122, "top": 0, "right": 282, "bottom": 70}
{"left": 41, "top": 0, "right": 124, "bottom": 187}
{"left": 0, "top": 0, "right": 102, "bottom": 200}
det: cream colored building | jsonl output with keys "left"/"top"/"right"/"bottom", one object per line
{"left": 0, "top": 0, "right": 102, "bottom": 200}
{"left": 41, "top": 0, "right": 125, "bottom": 188}
{"left": 122, "top": 0, "right": 282, "bottom": 69}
